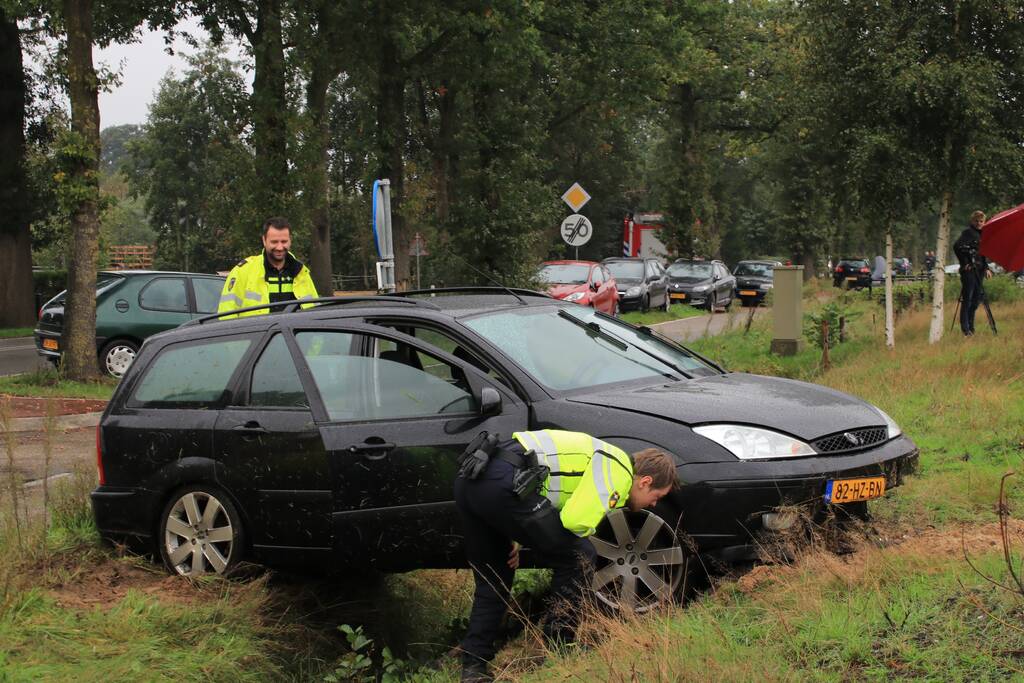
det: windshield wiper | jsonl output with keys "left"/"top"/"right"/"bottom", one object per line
{"left": 560, "top": 310, "right": 694, "bottom": 379}
{"left": 636, "top": 325, "right": 725, "bottom": 373}
{"left": 558, "top": 309, "right": 628, "bottom": 351}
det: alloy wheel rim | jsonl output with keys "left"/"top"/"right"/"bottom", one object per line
{"left": 164, "top": 491, "right": 234, "bottom": 576}
{"left": 589, "top": 509, "right": 685, "bottom": 613}
{"left": 105, "top": 345, "right": 136, "bottom": 377}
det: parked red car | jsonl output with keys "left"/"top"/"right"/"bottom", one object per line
{"left": 537, "top": 260, "right": 620, "bottom": 315}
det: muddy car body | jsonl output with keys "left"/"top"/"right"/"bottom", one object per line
{"left": 92, "top": 290, "right": 917, "bottom": 596}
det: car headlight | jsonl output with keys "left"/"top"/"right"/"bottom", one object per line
{"left": 760, "top": 283, "right": 773, "bottom": 290}
{"left": 693, "top": 424, "right": 816, "bottom": 460}
{"left": 564, "top": 292, "right": 585, "bottom": 302}
{"left": 626, "top": 286, "right": 641, "bottom": 297}
{"left": 874, "top": 407, "right": 902, "bottom": 438}
{"left": 692, "top": 285, "right": 709, "bottom": 293}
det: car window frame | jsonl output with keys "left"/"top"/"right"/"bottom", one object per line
{"left": 124, "top": 330, "right": 263, "bottom": 410}
{"left": 237, "top": 331, "right": 314, "bottom": 411}
{"left": 284, "top": 321, "right": 521, "bottom": 425}
{"left": 189, "top": 276, "right": 227, "bottom": 315}
{"left": 138, "top": 276, "right": 191, "bottom": 314}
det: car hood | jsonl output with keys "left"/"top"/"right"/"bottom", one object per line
{"left": 735, "top": 276, "right": 771, "bottom": 286}
{"left": 568, "top": 373, "right": 884, "bottom": 441}
{"left": 669, "top": 277, "right": 711, "bottom": 287}
{"left": 547, "top": 283, "right": 588, "bottom": 298}
{"left": 615, "top": 278, "right": 643, "bottom": 287}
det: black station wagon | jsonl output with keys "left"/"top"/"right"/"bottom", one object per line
{"left": 93, "top": 290, "right": 918, "bottom": 611}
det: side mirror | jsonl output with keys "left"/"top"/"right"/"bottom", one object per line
{"left": 712, "top": 274, "right": 720, "bottom": 281}
{"left": 479, "top": 387, "right": 502, "bottom": 416}
{"left": 590, "top": 281, "right": 599, "bottom": 292}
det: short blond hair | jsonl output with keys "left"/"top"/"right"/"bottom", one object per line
{"left": 632, "top": 448, "right": 679, "bottom": 490}
{"left": 970, "top": 210, "right": 986, "bottom": 226}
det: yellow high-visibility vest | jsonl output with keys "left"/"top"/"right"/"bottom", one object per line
{"left": 513, "top": 429, "right": 634, "bottom": 537}
{"left": 217, "top": 251, "right": 318, "bottom": 318}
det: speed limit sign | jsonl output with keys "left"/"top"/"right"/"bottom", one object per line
{"left": 561, "top": 214, "right": 593, "bottom": 247}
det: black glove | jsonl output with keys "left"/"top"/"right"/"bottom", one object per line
{"left": 458, "top": 431, "right": 500, "bottom": 480}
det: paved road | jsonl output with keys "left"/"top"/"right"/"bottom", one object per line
{"left": 651, "top": 307, "right": 768, "bottom": 344}
{"left": 0, "top": 337, "right": 48, "bottom": 376}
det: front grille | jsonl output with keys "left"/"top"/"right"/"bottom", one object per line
{"left": 813, "top": 427, "right": 888, "bottom": 453}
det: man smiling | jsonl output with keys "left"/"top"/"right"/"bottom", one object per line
{"left": 218, "top": 217, "right": 319, "bottom": 317}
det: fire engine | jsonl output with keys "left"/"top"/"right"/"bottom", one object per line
{"left": 622, "top": 212, "right": 668, "bottom": 259}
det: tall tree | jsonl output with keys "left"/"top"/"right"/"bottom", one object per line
{"left": 0, "top": 6, "right": 35, "bottom": 327}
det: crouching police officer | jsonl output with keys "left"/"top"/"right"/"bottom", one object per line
{"left": 218, "top": 216, "right": 319, "bottom": 317}
{"left": 454, "top": 429, "right": 678, "bottom": 682}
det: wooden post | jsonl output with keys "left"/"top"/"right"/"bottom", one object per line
{"left": 839, "top": 315, "right": 846, "bottom": 343}
{"left": 821, "top": 319, "right": 830, "bottom": 370}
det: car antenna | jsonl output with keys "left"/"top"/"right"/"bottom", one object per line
{"left": 444, "top": 249, "right": 527, "bottom": 304}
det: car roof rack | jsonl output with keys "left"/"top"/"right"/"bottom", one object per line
{"left": 392, "top": 287, "right": 553, "bottom": 301}
{"left": 184, "top": 295, "right": 440, "bottom": 326}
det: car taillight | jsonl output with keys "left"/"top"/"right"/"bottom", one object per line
{"left": 835, "top": 267, "right": 842, "bottom": 273}
{"left": 38, "top": 307, "right": 43, "bottom": 320}
{"left": 96, "top": 424, "right": 105, "bottom": 485}
{"left": 860, "top": 267, "right": 870, "bottom": 273}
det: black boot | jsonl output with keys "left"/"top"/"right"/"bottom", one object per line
{"left": 461, "top": 659, "right": 493, "bottom": 683}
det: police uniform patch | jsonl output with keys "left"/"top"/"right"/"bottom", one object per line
{"left": 236, "top": 258, "right": 248, "bottom": 268}
{"left": 608, "top": 491, "right": 620, "bottom": 509}
{"left": 228, "top": 277, "right": 236, "bottom": 290}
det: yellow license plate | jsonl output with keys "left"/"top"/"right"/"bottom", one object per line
{"left": 670, "top": 293, "right": 687, "bottom": 300}
{"left": 739, "top": 290, "right": 757, "bottom": 296}
{"left": 846, "top": 276, "right": 858, "bottom": 281}
{"left": 42, "top": 338, "right": 58, "bottom": 351}
{"left": 825, "top": 476, "right": 885, "bottom": 504}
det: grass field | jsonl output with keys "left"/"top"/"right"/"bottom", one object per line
{"left": 0, "top": 328, "right": 33, "bottom": 339}
{"left": 0, "top": 368, "right": 116, "bottom": 400}
{"left": 1, "top": 290, "right": 1021, "bottom": 681}
{"left": 620, "top": 302, "right": 708, "bottom": 326}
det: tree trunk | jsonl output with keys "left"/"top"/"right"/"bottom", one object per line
{"left": 885, "top": 229, "right": 895, "bottom": 349}
{"left": 928, "top": 186, "right": 953, "bottom": 344}
{"left": 62, "top": 0, "right": 101, "bottom": 380}
{"left": 0, "top": 11, "right": 35, "bottom": 327}
{"left": 305, "top": 63, "right": 336, "bottom": 296}
{"left": 434, "top": 83, "right": 457, "bottom": 223}
{"left": 376, "top": 17, "right": 409, "bottom": 287}
{"left": 252, "top": 0, "right": 289, "bottom": 219}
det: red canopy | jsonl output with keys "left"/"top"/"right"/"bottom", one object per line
{"left": 981, "top": 203, "right": 1024, "bottom": 272}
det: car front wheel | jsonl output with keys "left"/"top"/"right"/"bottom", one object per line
{"left": 662, "top": 291, "right": 670, "bottom": 312}
{"left": 589, "top": 509, "right": 689, "bottom": 613}
{"left": 159, "top": 485, "right": 244, "bottom": 577}
{"left": 100, "top": 339, "right": 139, "bottom": 378}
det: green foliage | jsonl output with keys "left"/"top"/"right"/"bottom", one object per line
{"left": 31, "top": 269, "right": 67, "bottom": 303}
{"left": 803, "top": 301, "right": 861, "bottom": 349}
{"left": 323, "top": 624, "right": 434, "bottom": 683}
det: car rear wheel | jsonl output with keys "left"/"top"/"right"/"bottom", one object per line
{"left": 159, "top": 485, "right": 244, "bottom": 577}
{"left": 100, "top": 339, "right": 139, "bottom": 378}
{"left": 589, "top": 509, "right": 689, "bottom": 613}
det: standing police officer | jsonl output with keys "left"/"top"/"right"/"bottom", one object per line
{"left": 953, "top": 210, "right": 990, "bottom": 336}
{"left": 218, "top": 217, "right": 319, "bottom": 317}
{"left": 454, "top": 429, "right": 678, "bottom": 682}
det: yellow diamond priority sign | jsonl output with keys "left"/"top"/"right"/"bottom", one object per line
{"left": 561, "top": 182, "right": 591, "bottom": 212}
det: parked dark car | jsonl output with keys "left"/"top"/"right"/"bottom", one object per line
{"left": 35, "top": 271, "right": 226, "bottom": 378}
{"left": 93, "top": 290, "right": 918, "bottom": 611}
{"left": 833, "top": 259, "right": 872, "bottom": 289}
{"left": 602, "top": 257, "right": 669, "bottom": 312}
{"left": 893, "top": 257, "right": 912, "bottom": 276}
{"left": 536, "top": 260, "right": 619, "bottom": 315}
{"left": 666, "top": 259, "right": 735, "bottom": 311}
{"left": 733, "top": 260, "right": 781, "bottom": 306}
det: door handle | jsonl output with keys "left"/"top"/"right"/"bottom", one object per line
{"left": 232, "top": 421, "right": 267, "bottom": 438}
{"left": 348, "top": 441, "right": 396, "bottom": 460}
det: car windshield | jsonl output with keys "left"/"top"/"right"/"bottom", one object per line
{"left": 667, "top": 263, "right": 712, "bottom": 278}
{"left": 537, "top": 263, "right": 591, "bottom": 285}
{"left": 734, "top": 263, "right": 773, "bottom": 277}
{"left": 839, "top": 260, "right": 867, "bottom": 268}
{"left": 604, "top": 261, "right": 644, "bottom": 280}
{"left": 463, "top": 305, "right": 717, "bottom": 391}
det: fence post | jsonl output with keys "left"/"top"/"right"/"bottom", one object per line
{"left": 821, "top": 318, "right": 830, "bottom": 370}
{"left": 839, "top": 315, "right": 846, "bottom": 343}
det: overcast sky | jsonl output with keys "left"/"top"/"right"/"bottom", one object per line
{"left": 94, "top": 19, "right": 245, "bottom": 129}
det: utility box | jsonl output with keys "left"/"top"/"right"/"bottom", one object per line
{"left": 771, "top": 265, "right": 804, "bottom": 356}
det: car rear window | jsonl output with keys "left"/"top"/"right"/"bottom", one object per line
{"left": 130, "top": 336, "right": 253, "bottom": 407}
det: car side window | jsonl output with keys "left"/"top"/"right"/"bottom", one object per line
{"left": 249, "top": 334, "right": 308, "bottom": 408}
{"left": 130, "top": 336, "right": 253, "bottom": 407}
{"left": 139, "top": 277, "right": 189, "bottom": 312}
{"left": 192, "top": 278, "right": 225, "bottom": 314}
{"left": 592, "top": 267, "right": 604, "bottom": 285}
{"left": 371, "top": 322, "right": 511, "bottom": 388}
{"left": 296, "top": 331, "right": 477, "bottom": 422}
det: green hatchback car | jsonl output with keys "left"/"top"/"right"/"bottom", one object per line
{"left": 34, "top": 271, "right": 226, "bottom": 378}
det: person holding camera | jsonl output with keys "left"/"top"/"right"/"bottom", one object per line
{"left": 454, "top": 429, "right": 677, "bottom": 682}
{"left": 953, "top": 210, "right": 991, "bottom": 336}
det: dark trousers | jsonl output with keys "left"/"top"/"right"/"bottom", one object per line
{"left": 454, "top": 459, "right": 596, "bottom": 666}
{"left": 959, "top": 270, "right": 983, "bottom": 334}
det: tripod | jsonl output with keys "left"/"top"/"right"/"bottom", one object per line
{"left": 949, "top": 265, "right": 997, "bottom": 335}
